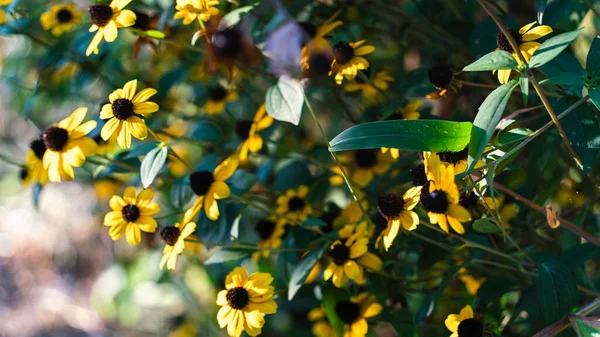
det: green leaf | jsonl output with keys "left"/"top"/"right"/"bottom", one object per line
{"left": 329, "top": 120, "right": 473, "bottom": 152}
{"left": 123, "top": 141, "right": 161, "bottom": 159}
{"left": 536, "top": 258, "right": 580, "bottom": 325}
{"left": 463, "top": 80, "right": 518, "bottom": 177}
{"left": 302, "top": 217, "right": 328, "bottom": 227}
{"left": 570, "top": 315, "right": 600, "bottom": 337}
{"left": 218, "top": 5, "right": 255, "bottom": 28}
{"left": 145, "top": 30, "right": 165, "bottom": 39}
{"left": 265, "top": 76, "right": 304, "bottom": 125}
{"left": 192, "top": 121, "right": 222, "bottom": 142}
{"left": 586, "top": 35, "right": 600, "bottom": 75}
{"left": 463, "top": 50, "right": 518, "bottom": 71}
{"left": 520, "top": 75, "right": 529, "bottom": 105}
{"left": 473, "top": 218, "right": 503, "bottom": 234}
{"left": 204, "top": 247, "right": 249, "bottom": 264}
{"left": 322, "top": 287, "right": 350, "bottom": 332}
{"left": 288, "top": 244, "right": 328, "bottom": 300}
{"left": 529, "top": 28, "right": 583, "bottom": 68}
{"left": 140, "top": 145, "right": 168, "bottom": 188}
{"left": 559, "top": 98, "right": 600, "bottom": 173}
{"left": 590, "top": 88, "right": 600, "bottom": 111}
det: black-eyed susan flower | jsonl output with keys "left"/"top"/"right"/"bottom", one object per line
{"left": 335, "top": 292, "right": 382, "bottom": 337}
{"left": 206, "top": 24, "right": 261, "bottom": 76}
{"left": 216, "top": 266, "right": 277, "bottom": 337}
{"left": 458, "top": 267, "right": 485, "bottom": 296}
{"left": 159, "top": 220, "right": 197, "bottom": 270}
{"left": 0, "top": 0, "right": 10, "bottom": 25}
{"left": 275, "top": 185, "right": 313, "bottom": 226}
{"left": 426, "top": 64, "right": 457, "bottom": 100}
{"left": 376, "top": 187, "right": 422, "bottom": 251}
{"left": 100, "top": 80, "right": 159, "bottom": 149}
{"left": 174, "top": 0, "right": 219, "bottom": 25}
{"left": 236, "top": 105, "right": 273, "bottom": 162}
{"left": 494, "top": 22, "right": 553, "bottom": 84}
{"left": 445, "top": 305, "right": 484, "bottom": 337}
{"left": 203, "top": 85, "right": 238, "bottom": 115}
{"left": 323, "top": 234, "right": 382, "bottom": 287}
{"left": 40, "top": 4, "right": 81, "bottom": 36}
{"left": 22, "top": 139, "right": 48, "bottom": 186}
{"left": 104, "top": 186, "right": 160, "bottom": 246}
{"left": 184, "top": 155, "right": 239, "bottom": 222}
{"left": 308, "top": 306, "right": 338, "bottom": 337}
{"left": 344, "top": 69, "right": 394, "bottom": 104}
{"left": 421, "top": 153, "right": 472, "bottom": 234}
{"left": 436, "top": 147, "right": 469, "bottom": 175}
{"left": 252, "top": 218, "right": 285, "bottom": 261}
{"left": 299, "top": 13, "right": 342, "bottom": 71}
{"left": 94, "top": 178, "right": 123, "bottom": 201}
{"left": 338, "top": 149, "right": 392, "bottom": 187}
{"left": 93, "top": 133, "right": 118, "bottom": 156}
{"left": 329, "top": 40, "right": 375, "bottom": 85}
{"left": 86, "top": 0, "right": 136, "bottom": 56}
{"left": 338, "top": 221, "right": 373, "bottom": 241}
{"left": 42, "top": 107, "right": 97, "bottom": 182}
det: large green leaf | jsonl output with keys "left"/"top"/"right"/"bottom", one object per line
{"left": 586, "top": 35, "right": 600, "bottom": 75}
{"left": 463, "top": 50, "right": 518, "bottom": 71}
{"left": 265, "top": 76, "right": 304, "bottom": 125}
{"left": 529, "top": 29, "right": 583, "bottom": 68}
{"left": 536, "top": 258, "right": 580, "bottom": 325}
{"left": 140, "top": 145, "right": 168, "bottom": 188}
{"left": 287, "top": 244, "right": 328, "bottom": 300}
{"left": 472, "top": 218, "right": 503, "bottom": 234}
{"left": 463, "top": 80, "right": 518, "bottom": 177}
{"left": 329, "top": 120, "right": 473, "bottom": 152}
{"left": 590, "top": 88, "right": 600, "bottom": 111}
{"left": 559, "top": 98, "right": 600, "bottom": 173}
{"left": 570, "top": 316, "right": 600, "bottom": 337}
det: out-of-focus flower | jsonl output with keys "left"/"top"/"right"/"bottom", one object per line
{"left": 335, "top": 292, "right": 382, "bottom": 337}
{"left": 458, "top": 267, "right": 485, "bottom": 296}
{"left": 324, "top": 234, "right": 382, "bottom": 287}
{"left": 159, "top": 220, "right": 197, "bottom": 270}
{"left": 174, "top": 0, "right": 219, "bottom": 25}
{"left": 236, "top": 105, "right": 273, "bottom": 162}
{"left": 337, "top": 149, "right": 392, "bottom": 187}
{"left": 299, "top": 13, "right": 342, "bottom": 74}
{"left": 445, "top": 305, "right": 484, "bottom": 337}
{"left": 376, "top": 187, "right": 422, "bottom": 251}
{"left": 252, "top": 218, "right": 285, "bottom": 261}
{"left": 40, "top": 4, "right": 81, "bottom": 36}
{"left": 216, "top": 267, "right": 277, "bottom": 337}
{"left": 426, "top": 64, "right": 456, "bottom": 100}
{"left": 100, "top": 80, "right": 159, "bottom": 149}
{"left": 203, "top": 85, "right": 238, "bottom": 115}
{"left": 275, "top": 185, "right": 313, "bottom": 226}
{"left": 0, "top": 0, "right": 11, "bottom": 25}
{"left": 103, "top": 186, "right": 160, "bottom": 246}
{"left": 42, "top": 107, "right": 97, "bottom": 182}
{"left": 344, "top": 69, "right": 394, "bottom": 104}
{"left": 22, "top": 139, "right": 48, "bottom": 186}
{"left": 329, "top": 40, "right": 375, "bottom": 85}
{"left": 308, "top": 306, "right": 338, "bottom": 337}
{"left": 86, "top": 0, "right": 136, "bottom": 56}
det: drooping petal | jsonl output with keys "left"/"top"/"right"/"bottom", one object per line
{"left": 58, "top": 107, "right": 87, "bottom": 131}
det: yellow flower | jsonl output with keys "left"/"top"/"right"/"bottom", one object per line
{"left": 458, "top": 267, "right": 485, "bottom": 296}
{"left": 426, "top": 64, "right": 455, "bottom": 100}
{"left": 168, "top": 322, "right": 197, "bottom": 337}
{"left": 100, "top": 80, "right": 159, "bottom": 149}
{"left": 203, "top": 85, "right": 238, "bottom": 115}
{"left": 344, "top": 70, "right": 394, "bottom": 104}
{"left": 86, "top": 0, "right": 136, "bottom": 56}
{"left": 184, "top": 155, "right": 239, "bottom": 222}
{"left": 421, "top": 153, "right": 472, "bottom": 234}
{"left": 93, "top": 133, "right": 118, "bottom": 156}
{"left": 380, "top": 147, "right": 400, "bottom": 159}
{"left": 494, "top": 22, "right": 553, "bottom": 84}
{"left": 329, "top": 40, "right": 375, "bottom": 85}
{"left": 300, "top": 13, "right": 343, "bottom": 71}
{"left": 216, "top": 267, "right": 277, "bottom": 337}
{"left": 337, "top": 149, "right": 392, "bottom": 187}
{"left": 335, "top": 292, "right": 382, "bottom": 337}
{"left": 159, "top": 220, "right": 197, "bottom": 270}
{"left": 94, "top": 179, "right": 123, "bottom": 200}
{"left": 0, "top": 0, "right": 10, "bottom": 25}
{"left": 42, "top": 107, "right": 97, "bottom": 182}
{"left": 103, "top": 186, "right": 160, "bottom": 246}
{"left": 338, "top": 221, "right": 373, "bottom": 241}
{"left": 22, "top": 139, "right": 48, "bottom": 186}
{"left": 397, "top": 100, "right": 422, "bottom": 120}
{"left": 323, "top": 234, "right": 382, "bottom": 287}
{"left": 40, "top": 4, "right": 81, "bottom": 36}
{"left": 275, "top": 185, "right": 313, "bottom": 226}
{"left": 308, "top": 307, "right": 339, "bottom": 337}
{"left": 236, "top": 105, "right": 273, "bottom": 162}
{"left": 481, "top": 195, "right": 517, "bottom": 229}
{"left": 445, "top": 305, "right": 484, "bottom": 337}
{"left": 51, "top": 62, "right": 80, "bottom": 85}
{"left": 251, "top": 218, "right": 285, "bottom": 261}
{"left": 174, "top": 0, "right": 219, "bottom": 25}
{"left": 375, "top": 187, "right": 422, "bottom": 251}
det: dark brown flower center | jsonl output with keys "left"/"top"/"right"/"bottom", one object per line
{"left": 330, "top": 243, "right": 350, "bottom": 265}
{"left": 410, "top": 164, "right": 427, "bottom": 187}
{"left": 89, "top": 4, "right": 113, "bottom": 27}
{"left": 320, "top": 209, "right": 341, "bottom": 233}
{"left": 160, "top": 226, "right": 181, "bottom": 246}
{"left": 56, "top": 9, "right": 73, "bottom": 23}
{"left": 308, "top": 53, "right": 334, "bottom": 75}
{"left": 208, "top": 85, "right": 227, "bottom": 101}
{"left": 288, "top": 197, "right": 306, "bottom": 212}
{"left": 333, "top": 42, "right": 355, "bottom": 65}
{"left": 20, "top": 167, "right": 28, "bottom": 180}
{"left": 43, "top": 126, "right": 69, "bottom": 151}
{"left": 112, "top": 98, "right": 134, "bottom": 120}
{"left": 438, "top": 146, "right": 468, "bottom": 164}
{"left": 121, "top": 204, "right": 141, "bottom": 222}
{"left": 94, "top": 135, "right": 107, "bottom": 146}
{"left": 132, "top": 11, "right": 150, "bottom": 30}
{"left": 459, "top": 191, "right": 479, "bottom": 210}
{"left": 457, "top": 318, "right": 484, "bottom": 337}
{"left": 30, "top": 138, "right": 47, "bottom": 160}
{"left": 335, "top": 301, "right": 361, "bottom": 324}
{"left": 428, "top": 64, "right": 454, "bottom": 90}
{"left": 235, "top": 120, "right": 253, "bottom": 140}
{"left": 255, "top": 220, "right": 277, "bottom": 240}
{"left": 377, "top": 193, "right": 405, "bottom": 219}
{"left": 189, "top": 170, "right": 215, "bottom": 196}
{"left": 298, "top": 21, "right": 317, "bottom": 39}
{"left": 496, "top": 29, "right": 522, "bottom": 52}
{"left": 226, "top": 287, "right": 249, "bottom": 310}
{"left": 421, "top": 190, "right": 449, "bottom": 213}
{"left": 354, "top": 149, "right": 377, "bottom": 168}
{"left": 211, "top": 28, "right": 243, "bottom": 59}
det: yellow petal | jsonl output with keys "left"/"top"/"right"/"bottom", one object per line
{"left": 122, "top": 80, "right": 138, "bottom": 100}
{"left": 126, "top": 116, "right": 148, "bottom": 140}
{"left": 132, "top": 88, "right": 157, "bottom": 104}
{"left": 522, "top": 25, "right": 553, "bottom": 41}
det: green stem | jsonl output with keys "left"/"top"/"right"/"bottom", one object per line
{"left": 184, "top": 238, "right": 308, "bottom": 252}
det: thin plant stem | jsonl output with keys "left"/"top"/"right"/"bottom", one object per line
{"left": 455, "top": 79, "right": 561, "bottom": 98}
{"left": 533, "top": 298, "right": 600, "bottom": 337}
{"left": 147, "top": 127, "right": 194, "bottom": 172}
{"left": 184, "top": 238, "right": 308, "bottom": 252}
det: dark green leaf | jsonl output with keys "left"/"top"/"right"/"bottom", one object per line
{"left": 329, "top": 120, "right": 473, "bottom": 152}
{"left": 288, "top": 244, "right": 328, "bottom": 300}
{"left": 473, "top": 217, "right": 503, "bottom": 234}
{"left": 586, "top": 35, "right": 600, "bottom": 74}
{"left": 590, "top": 88, "right": 600, "bottom": 111}
{"left": 463, "top": 80, "right": 518, "bottom": 177}
{"left": 463, "top": 50, "right": 519, "bottom": 71}
{"left": 204, "top": 247, "right": 249, "bottom": 264}
{"left": 302, "top": 217, "right": 328, "bottom": 227}
{"left": 520, "top": 75, "right": 529, "bottom": 105}
{"left": 536, "top": 258, "right": 580, "bottom": 325}
{"left": 559, "top": 98, "right": 600, "bottom": 173}
{"left": 140, "top": 145, "right": 168, "bottom": 188}
{"left": 192, "top": 122, "right": 222, "bottom": 142}
{"left": 558, "top": 243, "right": 600, "bottom": 270}
{"left": 323, "top": 287, "right": 350, "bottom": 332}
{"left": 265, "top": 76, "right": 304, "bottom": 125}
{"left": 273, "top": 158, "right": 312, "bottom": 191}
{"left": 529, "top": 29, "right": 583, "bottom": 68}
